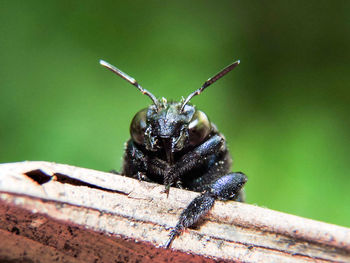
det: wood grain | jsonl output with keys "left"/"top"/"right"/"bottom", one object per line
{"left": 0, "top": 161, "right": 349, "bottom": 262}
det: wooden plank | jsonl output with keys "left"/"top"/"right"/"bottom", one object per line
{"left": 0, "top": 161, "right": 349, "bottom": 262}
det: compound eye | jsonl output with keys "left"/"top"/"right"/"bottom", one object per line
{"left": 188, "top": 110, "right": 211, "bottom": 146}
{"left": 130, "top": 108, "right": 148, "bottom": 145}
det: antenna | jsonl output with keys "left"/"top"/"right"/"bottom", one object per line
{"left": 181, "top": 60, "right": 240, "bottom": 111}
{"left": 100, "top": 60, "right": 159, "bottom": 109}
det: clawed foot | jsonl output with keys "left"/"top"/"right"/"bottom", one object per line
{"left": 160, "top": 184, "right": 171, "bottom": 197}
{"left": 163, "top": 228, "right": 179, "bottom": 248}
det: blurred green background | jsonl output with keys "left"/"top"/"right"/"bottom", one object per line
{"left": 1, "top": 1, "right": 349, "bottom": 227}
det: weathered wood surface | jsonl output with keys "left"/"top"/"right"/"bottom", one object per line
{"left": 0, "top": 161, "right": 349, "bottom": 262}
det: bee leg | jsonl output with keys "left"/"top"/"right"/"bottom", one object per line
{"left": 164, "top": 172, "right": 247, "bottom": 248}
{"left": 136, "top": 171, "right": 154, "bottom": 182}
{"left": 169, "top": 135, "right": 225, "bottom": 179}
{"left": 164, "top": 192, "right": 215, "bottom": 248}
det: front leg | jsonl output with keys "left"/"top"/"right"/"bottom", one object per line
{"left": 177, "top": 134, "right": 225, "bottom": 174}
{"left": 166, "top": 135, "right": 225, "bottom": 186}
{"left": 123, "top": 139, "right": 172, "bottom": 183}
{"left": 164, "top": 172, "right": 247, "bottom": 248}
{"left": 122, "top": 140, "right": 149, "bottom": 176}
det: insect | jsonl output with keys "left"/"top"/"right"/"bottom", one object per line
{"left": 100, "top": 59, "right": 247, "bottom": 248}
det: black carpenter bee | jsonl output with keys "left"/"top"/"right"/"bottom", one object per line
{"left": 100, "top": 59, "right": 247, "bottom": 248}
